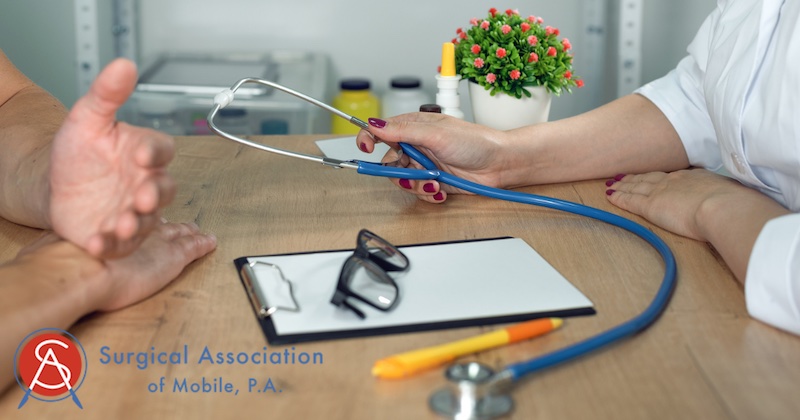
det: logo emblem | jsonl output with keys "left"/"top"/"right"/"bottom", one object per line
{"left": 14, "top": 328, "right": 86, "bottom": 409}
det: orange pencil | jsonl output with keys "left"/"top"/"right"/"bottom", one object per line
{"left": 372, "top": 318, "right": 563, "bottom": 380}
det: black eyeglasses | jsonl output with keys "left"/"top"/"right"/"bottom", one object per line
{"left": 330, "top": 229, "right": 410, "bottom": 319}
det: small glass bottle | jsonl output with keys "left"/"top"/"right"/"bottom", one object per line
{"left": 331, "top": 78, "right": 380, "bottom": 135}
{"left": 382, "top": 77, "right": 432, "bottom": 118}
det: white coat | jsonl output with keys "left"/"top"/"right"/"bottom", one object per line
{"left": 636, "top": 0, "right": 799, "bottom": 335}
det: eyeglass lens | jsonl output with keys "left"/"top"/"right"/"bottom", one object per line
{"left": 360, "top": 231, "right": 409, "bottom": 271}
{"left": 345, "top": 259, "right": 398, "bottom": 310}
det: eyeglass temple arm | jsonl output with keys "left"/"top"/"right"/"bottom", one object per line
{"left": 341, "top": 299, "right": 366, "bottom": 319}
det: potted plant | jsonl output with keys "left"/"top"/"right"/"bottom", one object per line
{"left": 452, "top": 8, "right": 583, "bottom": 129}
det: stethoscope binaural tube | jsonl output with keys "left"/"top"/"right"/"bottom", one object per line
{"left": 394, "top": 142, "right": 677, "bottom": 386}
{"left": 208, "top": 78, "right": 678, "bottom": 406}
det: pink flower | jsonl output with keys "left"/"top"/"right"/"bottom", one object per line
{"left": 451, "top": 38, "right": 458, "bottom": 44}
{"left": 501, "top": 24, "right": 511, "bottom": 35}
{"left": 527, "top": 15, "right": 536, "bottom": 23}
{"left": 562, "top": 38, "right": 572, "bottom": 50}
{"left": 576, "top": 80, "right": 585, "bottom": 88}
{"left": 489, "top": 7, "right": 498, "bottom": 17}
{"left": 470, "top": 17, "right": 479, "bottom": 26}
{"left": 564, "top": 70, "right": 572, "bottom": 79}
{"left": 527, "top": 35, "right": 538, "bottom": 46}
{"left": 505, "top": 9, "right": 514, "bottom": 16}
{"left": 537, "top": 17, "right": 544, "bottom": 24}
{"left": 496, "top": 48, "right": 507, "bottom": 58}
{"left": 528, "top": 52, "right": 539, "bottom": 63}
{"left": 458, "top": 31, "right": 467, "bottom": 40}
{"left": 473, "top": 58, "right": 485, "bottom": 68}
{"left": 480, "top": 20, "right": 490, "bottom": 30}
{"left": 456, "top": 27, "right": 463, "bottom": 34}
{"left": 509, "top": 69, "right": 521, "bottom": 80}
{"left": 471, "top": 44, "right": 481, "bottom": 54}
{"left": 547, "top": 46, "right": 557, "bottom": 57}
{"left": 545, "top": 26, "right": 556, "bottom": 36}
{"left": 486, "top": 73, "right": 497, "bottom": 83}
{"left": 520, "top": 22, "right": 531, "bottom": 32}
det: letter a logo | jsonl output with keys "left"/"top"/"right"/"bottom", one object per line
{"left": 14, "top": 328, "right": 87, "bottom": 409}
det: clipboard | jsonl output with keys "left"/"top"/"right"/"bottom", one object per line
{"left": 234, "top": 237, "right": 595, "bottom": 345}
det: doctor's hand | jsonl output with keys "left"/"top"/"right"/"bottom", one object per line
{"left": 606, "top": 168, "right": 791, "bottom": 281}
{"left": 49, "top": 58, "right": 177, "bottom": 258}
{"left": 605, "top": 169, "right": 788, "bottom": 241}
{"left": 356, "top": 113, "right": 510, "bottom": 203}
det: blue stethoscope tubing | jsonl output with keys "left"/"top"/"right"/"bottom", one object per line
{"left": 359, "top": 143, "right": 677, "bottom": 382}
{"left": 207, "top": 78, "right": 677, "bottom": 385}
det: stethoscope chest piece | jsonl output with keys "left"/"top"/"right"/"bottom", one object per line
{"left": 429, "top": 362, "right": 514, "bottom": 419}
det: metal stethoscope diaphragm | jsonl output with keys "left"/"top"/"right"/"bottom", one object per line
{"left": 429, "top": 362, "right": 514, "bottom": 419}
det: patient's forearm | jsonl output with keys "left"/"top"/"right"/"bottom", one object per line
{"left": 0, "top": 240, "right": 104, "bottom": 391}
{"left": 0, "top": 84, "right": 67, "bottom": 228}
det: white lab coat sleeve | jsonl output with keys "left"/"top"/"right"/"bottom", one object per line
{"left": 634, "top": 10, "right": 723, "bottom": 170}
{"left": 745, "top": 213, "right": 800, "bottom": 335}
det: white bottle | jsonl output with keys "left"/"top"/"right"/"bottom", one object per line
{"left": 435, "top": 42, "right": 465, "bottom": 119}
{"left": 382, "top": 77, "right": 432, "bottom": 118}
{"left": 435, "top": 74, "right": 465, "bottom": 119}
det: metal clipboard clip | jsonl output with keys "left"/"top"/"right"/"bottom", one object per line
{"left": 240, "top": 261, "right": 300, "bottom": 318}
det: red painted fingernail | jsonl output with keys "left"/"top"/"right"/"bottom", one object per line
{"left": 606, "top": 189, "right": 616, "bottom": 196}
{"left": 613, "top": 174, "right": 626, "bottom": 181}
{"left": 368, "top": 117, "right": 387, "bottom": 128}
{"left": 605, "top": 179, "right": 616, "bottom": 187}
{"left": 399, "top": 179, "right": 412, "bottom": 189}
{"left": 359, "top": 143, "right": 368, "bottom": 153}
{"left": 433, "top": 192, "right": 444, "bottom": 201}
{"left": 423, "top": 182, "right": 436, "bottom": 193}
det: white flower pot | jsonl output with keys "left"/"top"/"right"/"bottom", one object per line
{"left": 468, "top": 81, "right": 552, "bottom": 130}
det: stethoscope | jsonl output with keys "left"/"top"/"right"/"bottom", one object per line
{"left": 207, "top": 78, "right": 677, "bottom": 419}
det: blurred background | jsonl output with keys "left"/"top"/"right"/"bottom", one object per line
{"left": 0, "top": 0, "right": 715, "bottom": 135}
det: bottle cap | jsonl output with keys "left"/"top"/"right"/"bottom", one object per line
{"left": 390, "top": 77, "right": 422, "bottom": 89}
{"left": 419, "top": 104, "right": 442, "bottom": 113}
{"left": 340, "top": 79, "right": 371, "bottom": 91}
{"left": 440, "top": 43, "right": 456, "bottom": 77}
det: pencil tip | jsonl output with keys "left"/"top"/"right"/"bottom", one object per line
{"left": 551, "top": 318, "right": 564, "bottom": 329}
{"left": 371, "top": 365, "right": 383, "bottom": 377}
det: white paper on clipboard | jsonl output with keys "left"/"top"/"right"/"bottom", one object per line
{"left": 236, "top": 237, "right": 594, "bottom": 344}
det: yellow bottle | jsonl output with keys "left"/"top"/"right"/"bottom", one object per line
{"left": 331, "top": 79, "right": 380, "bottom": 135}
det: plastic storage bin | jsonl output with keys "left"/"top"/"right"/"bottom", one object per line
{"left": 120, "top": 51, "right": 331, "bottom": 135}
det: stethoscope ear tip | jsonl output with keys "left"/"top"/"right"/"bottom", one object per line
{"left": 213, "top": 88, "right": 235, "bottom": 108}
{"left": 428, "top": 362, "right": 514, "bottom": 419}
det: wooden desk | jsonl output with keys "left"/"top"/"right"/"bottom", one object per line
{"left": 1, "top": 135, "right": 798, "bottom": 419}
